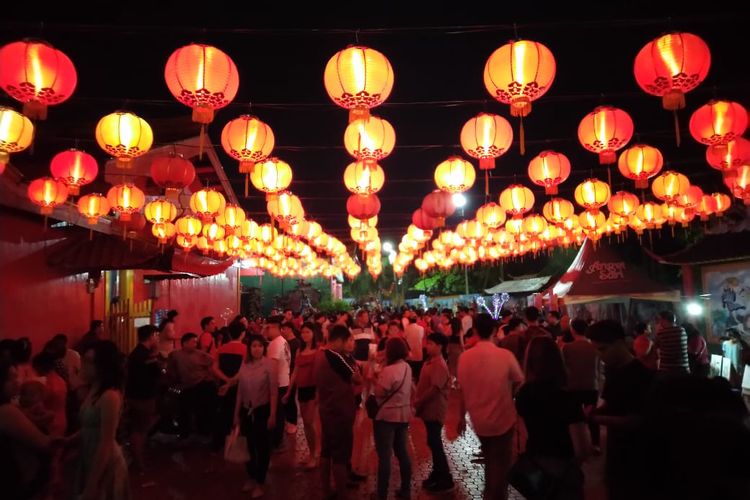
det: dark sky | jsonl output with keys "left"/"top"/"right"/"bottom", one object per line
{"left": 2, "top": 2, "right": 749, "bottom": 245}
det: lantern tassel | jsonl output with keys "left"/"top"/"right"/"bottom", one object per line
{"left": 199, "top": 124, "right": 206, "bottom": 160}
{"left": 519, "top": 116, "right": 526, "bottom": 156}
{"left": 89, "top": 228, "right": 93, "bottom": 241}
{"left": 245, "top": 174, "right": 249, "bottom": 198}
{"left": 673, "top": 110, "right": 681, "bottom": 147}
{"left": 607, "top": 166, "right": 612, "bottom": 186}
{"left": 484, "top": 171, "right": 490, "bottom": 199}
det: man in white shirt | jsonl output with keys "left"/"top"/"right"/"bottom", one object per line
{"left": 457, "top": 313, "right": 524, "bottom": 500}
{"left": 404, "top": 311, "right": 425, "bottom": 380}
{"left": 458, "top": 307, "right": 473, "bottom": 338}
{"left": 266, "top": 316, "right": 291, "bottom": 449}
{"left": 350, "top": 309, "right": 374, "bottom": 366}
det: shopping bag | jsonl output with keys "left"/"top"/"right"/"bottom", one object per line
{"left": 224, "top": 425, "right": 250, "bottom": 463}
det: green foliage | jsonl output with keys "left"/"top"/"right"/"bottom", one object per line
{"left": 316, "top": 299, "right": 352, "bottom": 315}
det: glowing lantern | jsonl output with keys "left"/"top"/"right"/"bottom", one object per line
{"left": 202, "top": 222, "right": 226, "bottom": 242}
{"left": 250, "top": 157, "right": 292, "bottom": 194}
{"left": 150, "top": 153, "right": 196, "bottom": 200}
{"left": 196, "top": 235, "right": 213, "bottom": 254}
{"left": 347, "top": 193, "right": 381, "bottom": 220}
{"left": 578, "top": 106, "right": 634, "bottom": 164}
{"left": 499, "top": 184, "right": 535, "bottom": 219}
{"left": 542, "top": 198, "right": 574, "bottom": 224}
{"left": 343, "top": 116, "right": 396, "bottom": 166}
{"left": 476, "top": 202, "right": 507, "bottom": 228}
{"left": 144, "top": 199, "right": 177, "bottom": 224}
{"left": 732, "top": 165, "right": 750, "bottom": 204}
{"left": 414, "top": 258, "right": 429, "bottom": 273}
{"left": 49, "top": 149, "right": 98, "bottom": 196}
{"left": 77, "top": 193, "right": 109, "bottom": 224}
{"left": 434, "top": 156, "right": 475, "bottom": 193}
{"left": 0, "top": 106, "right": 34, "bottom": 173}
{"left": 412, "top": 208, "right": 439, "bottom": 231}
{"left": 456, "top": 220, "right": 487, "bottom": 240}
{"left": 710, "top": 192, "right": 731, "bottom": 217}
{"left": 267, "top": 191, "right": 304, "bottom": 225}
{"left": 629, "top": 215, "right": 646, "bottom": 235}
{"left": 304, "top": 221, "right": 323, "bottom": 240}
{"left": 0, "top": 40, "right": 77, "bottom": 120}
{"left": 189, "top": 188, "right": 226, "bottom": 221}
{"left": 697, "top": 194, "right": 718, "bottom": 221}
{"left": 574, "top": 178, "right": 610, "bottom": 212}
{"left": 348, "top": 214, "right": 378, "bottom": 229}
{"left": 95, "top": 111, "right": 153, "bottom": 168}
{"left": 607, "top": 191, "right": 640, "bottom": 217}
{"left": 505, "top": 218, "right": 524, "bottom": 237}
{"left": 239, "top": 219, "right": 260, "bottom": 241}
{"left": 523, "top": 214, "right": 548, "bottom": 237}
{"left": 618, "top": 144, "right": 664, "bottom": 189}
{"left": 651, "top": 171, "right": 690, "bottom": 202}
{"left": 460, "top": 112, "right": 513, "bottom": 170}
{"left": 578, "top": 210, "right": 606, "bottom": 232}
{"left": 676, "top": 185, "right": 703, "bottom": 209}
{"left": 407, "top": 225, "right": 432, "bottom": 242}
{"left": 258, "top": 224, "right": 278, "bottom": 244}
{"left": 689, "top": 100, "right": 748, "bottom": 147}
{"left": 213, "top": 239, "right": 228, "bottom": 256}
{"left": 221, "top": 115, "right": 274, "bottom": 195}
{"left": 175, "top": 215, "right": 203, "bottom": 238}
{"left": 323, "top": 46, "right": 394, "bottom": 122}
{"left": 164, "top": 43, "right": 238, "bottom": 126}
{"left": 421, "top": 190, "right": 456, "bottom": 227}
{"left": 527, "top": 150, "right": 571, "bottom": 195}
{"left": 176, "top": 234, "right": 196, "bottom": 250}
{"left": 216, "top": 204, "right": 246, "bottom": 234}
{"left": 706, "top": 138, "right": 750, "bottom": 172}
{"left": 152, "top": 222, "right": 176, "bottom": 244}
{"left": 344, "top": 161, "right": 385, "bottom": 195}
{"left": 636, "top": 202, "right": 664, "bottom": 228}
{"left": 28, "top": 177, "right": 68, "bottom": 214}
{"left": 106, "top": 183, "right": 144, "bottom": 221}
{"left": 634, "top": 33, "right": 710, "bottom": 109}
{"left": 351, "top": 226, "right": 377, "bottom": 244}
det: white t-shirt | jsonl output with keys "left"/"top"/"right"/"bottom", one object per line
{"left": 64, "top": 349, "right": 81, "bottom": 387}
{"left": 267, "top": 336, "right": 291, "bottom": 387}
{"left": 404, "top": 323, "right": 425, "bottom": 361}
{"left": 461, "top": 315, "right": 473, "bottom": 336}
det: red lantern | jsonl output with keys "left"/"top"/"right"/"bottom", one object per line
{"left": 28, "top": 177, "right": 68, "bottom": 214}
{"left": 49, "top": 149, "right": 98, "bottom": 196}
{"left": 77, "top": 193, "right": 110, "bottom": 224}
{"left": 412, "top": 208, "right": 439, "bottom": 231}
{"left": 696, "top": 194, "right": 718, "bottom": 221}
{"left": 0, "top": 40, "right": 77, "bottom": 120}
{"left": 689, "top": 100, "right": 748, "bottom": 147}
{"left": 421, "top": 190, "right": 456, "bottom": 227}
{"left": 578, "top": 106, "right": 634, "bottom": 164}
{"left": 150, "top": 153, "right": 196, "bottom": 200}
{"left": 706, "top": 138, "right": 750, "bottom": 172}
{"left": 460, "top": 112, "right": 513, "bottom": 170}
{"left": 346, "top": 194, "right": 381, "bottom": 220}
{"left": 106, "top": 183, "right": 145, "bottom": 222}
{"left": 618, "top": 144, "right": 664, "bottom": 189}
{"left": 527, "top": 150, "right": 571, "bottom": 195}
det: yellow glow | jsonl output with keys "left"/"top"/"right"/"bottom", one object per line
{"left": 30, "top": 44, "right": 44, "bottom": 91}
{"left": 656, "top": 35, "right": 680, "bottom": 76}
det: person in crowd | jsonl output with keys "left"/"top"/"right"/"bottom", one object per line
{"left": 632, "top": 322, "right": 658, "bottom": 370}
{"left": 351, "top": 309, "right": 374, "bottom": 367}
{"left": 314, "top": 312, "right": 330, "bottom": 340}
{"left": 404, "top": 311, "right": 425, "bottom": 381}
{"left": 73, "top": 341, "right": 129, "bottom": 500}
{"left": 415, "top": 333, "right": 454, "bottom": 493}
{"left": 517, "top": 336, "right": 590, "bottom": 499}
{"left": 283, "top": 308, "right": 294, "bottom": 324}
{"left": 293, "top": 311, "right": 304, "bottom": 331}
{"left": 546, "top": 311, "right": 563, "bottom": 339}
{"left": 378, "top": 320, "right": 406, "bottom": 351}
{"left": 76, "top": 321, "right": 104, "bottom": 354}
{"left": 283, "top": 321, "right": 320, "bottom": 468}
{"left": 562, "top": 318, "right": 601, "bottom": 451}
{"left": 265, "top": 317, "right": 291, "bottom": 449}
{"left": 373, "top": 337, "right": 413, "bottom": 500}
{"left": 212, "top": 321, "right": 247, "bottom": 450}
{"left": 446, "top": 315, "right": 463, "bottom": 380}
{"left": 31, "top": 351, "right": 68, "bottom": 438}
{"left": 47, "top": 334, "right": 81, "bottom": 388}
{"left": 198, "top": 316, "right": 218, "bottom": 355}
{"left": 281, "top": 321, "right": 301, "bottom": 435}
{"left": 586, "top": 320, "right": 654, "bottom": 500}
{"left": 684, "top": 323, "right": 710, "bottom": 377}
{"left": 0, "top": 359, "right": 61, "bottom": 500}
{"left": 335, "top": 311, "right": 352, "bottom": 328}
{"left": 157, "top": 310, "right": 179, "bottom": 359}
{"left": 234, "top": 334, "right": 278, "bottom": 499}
{"left": 498, "top": 318, "right": 527, "bottom": 363}
{"left": 524, "top": 307, "right": 551, "bottom": 339}
{"left": 315, "top": 325, "right": 361, "bottom": 500}
{"left": 458, "top": 307, "right": 473, "bottom": 340}
{"left": 167, "top": 333, "right": 215, "bottom": 437}
{"left": 457, "top": 314, "right": 524, "bottom": 500}
{"left": 232, "top": 315, "right": 249, "bottom": 330}
{"left": 375, "top": 319, "right": 389, "bottom": 344}
{"left": 12, "top": 337, "right": 34, "bottom": 384}
{"left": 654, "top": 311, "right": 690, "bottom": 374}
{"left": 125, "top": 325, "right": 161, "bottom": 471}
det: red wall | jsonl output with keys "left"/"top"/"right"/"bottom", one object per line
{"left": 0, "top": 209, "right": 106, "bottom": 349}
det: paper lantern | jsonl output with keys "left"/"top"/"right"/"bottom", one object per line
{"left": 456, "top": 220, "right": 487, "bottom": 240}
{"left": 608, "top": 191, "right": 640, "bottom": 217}
{"left": 499, "top": 184, "right": 534, "bottom": 219}
{"left": 527, "top": 150, "right": 571, "bottom": 195}
{"left": 706, "top": 138, "right": 750, "bottom": 172}
{"left": 348, "top": 214, "right": 378, "bottom": 229}
{"left": 542, "top": 198, "right": 574, "bottom": 224}
{"left": 578, "top": 210, "right": 606, "bottom": 232}
{"left": 407, "top": 224, "right": 432, "bottom": 242}
{"left": 343, "top": 160, "right": 385, "bottom": 195}
{"left": 152, "top": 222, "right": 176, "bottom": 244}
{"left": 732, "top": 165, "right": 750, "bottom": 204}
{"left": 175, "top": 215, "right": 203, "bottom": 238}
{"left": 697, "top": 194, "right": 718, "bottom": 221}
{"left": 421, "top": 190, "right": 456, "bottom": 227}
{"left": 144, "top": 199, "right": 177, "bottom": 224}
{"left": 635, "top": 201, "right": 665, "bottom": 228}
{"left": 689, "top": 100, "right": 748, "bottom": 147}
{"left": 202, "top": 222, "right": 226, "bottom": 242}
{"left": 164, "top": 43, "right": 238, "bottom": 125}
{"left": 323, "top": 46, "right": 394, "bottom": 121}
{"left": 634, "top": 33, "right": 711, "bottom": 111}
{"left": 267, "top": 191, "right": 304, "bottom": 225}
{"left": 48, "top": 149, "right": 97, "bottom": 196}
{"left": 412, "top": 208, "right": 439, "bottom": 231}
{"left": 347, "top": 193, "right": 381, "bottom": 220}
{"left": 189, "top": 188, "right": 226, "bottom": 221}
{"left": 574, "top": 178, "right": 611, "bottom": 212}
{"left": 0, "top": 40, "right": 77, "bottom": 120}
{"left": 221, "top": 115, "right": 275, "bottom": 193}
{"left": 258, "top": 223, "right": 278, "bottom": 244}
{"left": 343, "top": 116, "right": 395, "bottom": 166}
{"left": 150, "top": 153, "right": 196, "bottom": 199}
{"left": 105, "top": 183, "right": 144, "bottom": 222}
{"left": 28, "top": 177, "right": 68, "bottom": 214}
{"left": 651, "top": 171, "right": 690, "bottom": 202}
{"left": 95, "top": 112, "right": 153, "bottom": 168}
{"left": 676, "top": 185, "right": 703, "bottom": 209}
{"left": 710, "top": 192, "right": 732, "bottom": 217}
{"left": 523, "top": 214, "right": 548, "bottom": 237}
{"left": 618, "top": 144, "right": 664, "bottom": 189}
{"left": 460, "top": 112, "right": 513, "bottom": 170}
{"left": 0, "top": 106, "right": 34, "bottom": 172}
{"left": 476, "top": 202, "right": 507, "bottom": 228}
{"left": 578, "top": 106, "right": 634, "bottom": 164}
{"left": 434, "top": 156, "right": 475, "bottom": 193}
{"left": 215, "top": 239, "right": 229, "bottom": 256}
{"left": 216, "top": 204, "right": 246, "bottom": 234}
{"left": 77, "top": 193, "right": 110, "bottom": 224}
{"left": 250, "top": 157, "right": 292, "bottom": 194}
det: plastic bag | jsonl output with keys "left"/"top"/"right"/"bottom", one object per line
{"left": 224, "top": 425, "right": 250, "bottom": 463}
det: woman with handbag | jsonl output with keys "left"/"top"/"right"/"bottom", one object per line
{"left": 371, "top": 337, "right": 413, "bottom": 500}
{"left": 233, "top": 334, "right": 278, "bottom": 499}
{"left": 513, "top": 336, "right": 591, "bottom": 500}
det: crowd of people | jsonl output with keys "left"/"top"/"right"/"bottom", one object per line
{"left": 0, "top": 305, "right": 748, "bottom": 500}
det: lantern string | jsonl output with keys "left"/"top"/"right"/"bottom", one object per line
{"left": 518, "top": 115, "right": 526, "bottom": 156}
{"left": 673, "top": 110, "right": 681, "bottom": 147}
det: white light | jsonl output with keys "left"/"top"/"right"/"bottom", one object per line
{"left": 452, "top": 193, "right": 467, "bottom": 208}
{"left": 388, "top": 253, "right": 396, "bottom": 264}
{"left": 686, "top": 302, "right": 703, "bottom": 316}
{"left": 382, "top": 241, "right": 394, "bottom": 253}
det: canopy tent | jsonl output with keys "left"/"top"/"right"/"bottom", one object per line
{"left": 485, "top": 276, "right": 553, "bottom": 295}
{"left": 548, "top": 239, "right": 679, "bottom": 305}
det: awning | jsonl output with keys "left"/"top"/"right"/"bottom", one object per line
{"left": 485, "top": 275, "right": 552, "bottom": 295}
{"left": 647, "top": 230, "right": 750, "bottom": 266}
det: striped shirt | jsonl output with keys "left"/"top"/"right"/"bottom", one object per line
{"left": 655, "top": 326, "right": 690, "bottom": 373}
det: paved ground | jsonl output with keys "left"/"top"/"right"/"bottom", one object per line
{"left": 128, "top": 389, "right": 606, "bottom": 499}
